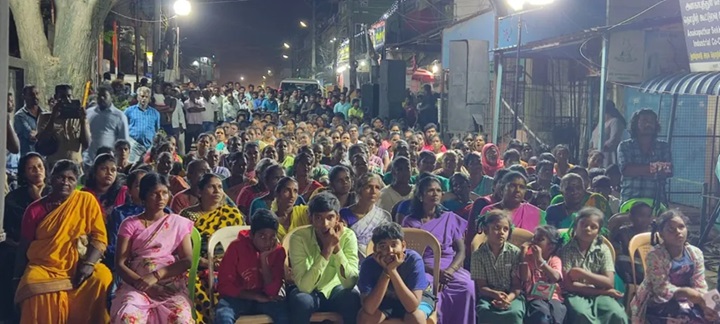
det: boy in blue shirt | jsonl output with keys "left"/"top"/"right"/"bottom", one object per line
{"left": 357, "top": 223, "right": 435, "bottom": 324}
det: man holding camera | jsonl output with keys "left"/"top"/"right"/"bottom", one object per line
{"left": 36, "top": 84, "right": 91, "bottom": 168}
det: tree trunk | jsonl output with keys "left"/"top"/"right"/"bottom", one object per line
{"left": 9, "top": 0, "right": 115, "bottom": 105}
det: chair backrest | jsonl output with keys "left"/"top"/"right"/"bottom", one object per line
{"left": 360, "top": 229, "right": 442, "bottom": 297}
{"left": 188, "top": 227, "right": 202, "bottom": 321}
{"left": 402, "top": 228, "right": 442, "bottom": 296}
{"left": 628, "top": 232, "right": 654, "bottom": 284}
{"left": 207, "top": 225, "right": 250, "bottom": 316}
{"left": 602, "top": 236, "right": 616, "bottom": 261}
{"left": 471, "top": 233, "right": 486, "bottom": 252}
{"left": 607, "top": 213, "right": 631, "bottom": 236}
{"left": 282, "top": 225, "right": 311, "bottom": 280}
{"left": 509, "top": 228, "right": 534, "bottom": 247}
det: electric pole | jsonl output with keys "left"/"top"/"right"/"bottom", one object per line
{"left": 311, "top": 0, "right": 317, "bottom": 78}
{"left": 152, "top": 0, "right": 162, "bottom": 90}
{"left": 347, "top": 0, "right": 356, "bottom": 88}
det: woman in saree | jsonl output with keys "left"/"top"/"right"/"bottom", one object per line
{"left": 111, "top": 172, "right": 195, "bottom": 323}
{"left": 481, "top": 143, "right": 504, "bottom": 177}
{"left": 401, "top": 176, "right": 476, "bottom": 324}
{"left": 479, "top": 171, "right": 545, "bottom": 232}
{"left": 170, "top": 159, "right": 236, "bottom": 214}
{"left": 465, "top": 151, "right": 493, "bottom": 196}
{"left": 82, "top": 153, "right": 129, "bottom": 218}
{"left": 235, "top": 158, "right": 277, "bottom": 218}
{"left": 311, "top": 165, "right": 357, "bottom": 208}
{"left": 222, "top": 152, "right": 256, "bottom": 201}
{"left": 339, "top": 173, "right": 391, "bottom": 259}
{"left": 272, "top": 177, "right": 310, "bottom": 241}
{"left": 249, "top": 164, "right": 286, "bottom": 217}
{"left": 546, "top": 173, "right": 611, "bottom": 229}
{"left": 180, "top": 173, "right": 244, "bottom": 324}
{"left": 442, "top": 173, "right": 478, "bottom": 219}
{"left": 15, "top": 160, "right": 112, "bottom": 324}
{"left": 291, "top": 152, "right": 324, "bottom": 203}
{"left": 157, "top": 151, "right": 190, "bottom": 195}
{"left": 1, "top": 153, "right": 49, "bottom": 319}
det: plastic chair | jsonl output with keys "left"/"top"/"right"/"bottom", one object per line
{"left": 365, "top": 228, "right": 442, "bottom": 324}
{"left": 509, "top": 228, "right": 534, "bottom": 247}
{"left": 471, "top": 233, "right": 486, "bottom": 252}
{"left": 607, "top": 213, "right": 631, "bottom": 236}
{"left": 206, "top": 226, "right": 250, "bottom": 318}
{"left": 188, "top": 227, "right": 202, "bottom": 322}
{"left": 282, "top": 225, "right": 343, "bottom": 323}
{"left": 628, "top": 232, "right": 655, "bottom": 284}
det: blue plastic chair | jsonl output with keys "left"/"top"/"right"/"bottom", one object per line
{"left": 187, "top": 227, "right": 202, "bottom": 321}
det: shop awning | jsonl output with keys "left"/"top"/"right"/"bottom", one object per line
{"left": 639, "top": 72, "right": 720, "bottom": 96}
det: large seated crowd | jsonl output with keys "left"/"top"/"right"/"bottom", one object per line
{"left": 0, "top": 81, "right": 714, "bottom": 324}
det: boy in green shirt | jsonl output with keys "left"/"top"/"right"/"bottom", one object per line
{"left": 287, "top": 192, "right": 361, "bottom": 324}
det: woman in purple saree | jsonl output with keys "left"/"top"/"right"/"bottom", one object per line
{"left": 111, "top": 173, "right": 195, "bottom": 323}
{"left": 401, "top": 175, "right": 476, "bottom": 324}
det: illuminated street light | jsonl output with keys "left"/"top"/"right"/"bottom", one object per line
{"left": 282, "top": 54, "right": 289, "bottom": 59}
{"left": 300, "top": 21, "right": 308, "bottom": 28}
{"left": 174, "top": 0, "right": 192, "bottom": 16}
{"left": 507, "top": 0, "right": 554, "bottom": 11}
{"left": 191, "top": 60, "right": 199, "bottom": 67}
{"left": 268, "top": 69, "right": 272, "bottom": 74}
{"left": 283, "top": 43, "right": 290, "bottom": 49}
{"left": 240, "top": 76, "right": 244, "bottom": 81}
{"left": 262, "top": 76, "right": 267, "bottom": 80}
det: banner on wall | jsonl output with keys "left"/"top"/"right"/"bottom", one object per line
{"left": 678, "top": 0, "right": 720, "bottom": 72}
{"left": 607, "top": 30, "right": 645, "bottom": 83}
{"left": 337, "top": 39, "right": 350, "bottom": 66}
{"left": 370, "top": 21, "right": 386, "bottom": 50}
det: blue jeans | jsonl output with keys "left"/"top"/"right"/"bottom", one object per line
{"left": 203, "top": 121, "right": 215, "bottom": 133}
{"left": 214, "top": 297, "right": 289, "bottom": 324}
{"left": 287, "top": 285, "right": 360, "bottom": 324}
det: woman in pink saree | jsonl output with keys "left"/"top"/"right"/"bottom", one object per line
{"left": 111, "top": 173, "right": 195, "bottom": 323}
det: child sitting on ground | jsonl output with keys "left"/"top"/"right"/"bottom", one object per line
{"left": 357, "top": 222, "right": 435, "bottom": 324}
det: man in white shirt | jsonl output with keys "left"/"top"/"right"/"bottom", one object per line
{"left": 201, "top": 89, "right": 217, "bottom": 132}
{"left": 170, "top": 88, "right": 187, "bottom": 155}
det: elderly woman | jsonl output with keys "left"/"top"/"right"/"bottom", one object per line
{"left": 15, "top": 160, "right": 112, "bottom": 323}
{"left": 249, "top": 164, "right": 286, "bottom": 217}
{"left": 402, "top": 176, "right": 476, "bottom": 324}
{"left": 111, "top": 173, "right": 194, "bottom": 323}
{"left": 180, "top": 173, "right": 244, "bottom": 324}
{"left": 339, "top": 173, "right": 391, "bottom": 259}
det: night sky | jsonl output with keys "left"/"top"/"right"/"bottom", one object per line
{"left": 178, "top": 0, "right": 311, "bottom": 86}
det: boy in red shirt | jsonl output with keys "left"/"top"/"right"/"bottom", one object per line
{"left": 215, "top": 209, "right": 288, "bottom": 324}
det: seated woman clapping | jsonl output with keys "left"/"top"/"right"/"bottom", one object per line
{"left": 110, "top": 173, "right": 195, "bottom": 323}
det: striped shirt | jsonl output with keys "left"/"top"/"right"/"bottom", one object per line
{"left": 124, "top": 104, "right": 160, "bottom": 148}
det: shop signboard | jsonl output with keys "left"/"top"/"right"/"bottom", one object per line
{"left": 678, "top": 0, "right": 720, "bottom": 72}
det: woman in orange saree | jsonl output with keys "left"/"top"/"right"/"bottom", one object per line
{"left": 14, "top": 160, "right": 112, "bottom": 324}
